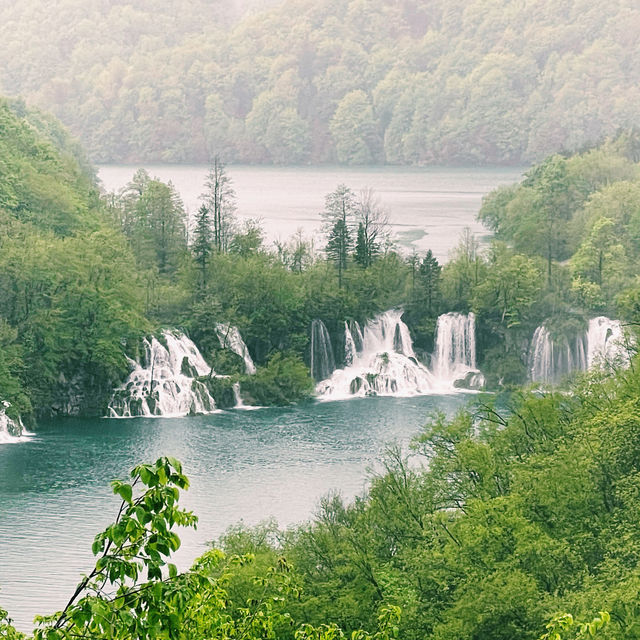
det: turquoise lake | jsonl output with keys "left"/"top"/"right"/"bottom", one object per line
{"left": 0, "top": 394, "right": 473, "bottom": 630}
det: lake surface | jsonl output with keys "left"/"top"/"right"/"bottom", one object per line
{"left": 0, "top": 394, "right": 472, "bottom": 631}
{"left": 98, "top": 165, "right": 524, "bottom": 261}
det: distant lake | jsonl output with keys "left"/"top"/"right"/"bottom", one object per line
{"left": 98, "top": 165, "right": 525, "bottom": 261}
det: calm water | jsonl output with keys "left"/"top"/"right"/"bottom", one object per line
{"left": 0, "top": 394, "right": 471, "bottom": 630}
{"left": 98, "top": 165, "right": 524, "bottom": 261}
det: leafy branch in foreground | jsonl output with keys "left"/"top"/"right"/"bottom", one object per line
{"left": 33, "top": 456, "right": 197, "bottom": 639}
{"left": 541, "top": 612, "right": 610, "bottom": 640}
{"left": 1, "top": 457, "right": 400, "bottom": 640}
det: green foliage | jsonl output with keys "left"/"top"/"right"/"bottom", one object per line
{"left": 1, "top": 457, "right": 406, "bottom": 640}
{"left": 114, "top": 169, "right": 187, "bottom": 274}
{"left": 204, "top": 356, "right": 640, "bottom": 640}
{"left": 541, "top": 612, "right": 610, "bottom": 640}
{"left": 0, "top": 101, "right": 147, "bottom": 418}
{"left": 240, "top": 353, "right": 314, "bottom": 406}
{"left": 476, "top": 139, "right": 640, "bottom": 321}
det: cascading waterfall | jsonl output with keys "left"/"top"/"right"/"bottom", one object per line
{"left": 587, "top": 316, "right": 627, "bottom": 368}
{"left": 216, "top": 323, "right": 257, "bottom": 374}
{"left": 311, "top": 319, "right": 336, "bottom": 381}
{"left": 528, "top": 327, "right": 587, "bottom": 383}
{"left": 108, "top": 331, "right": 218, "bottom": 418}
{"left": 528, "top": 316, "right": 628, "bottom": 383}
{"left": 432, "top": 312, "right": 478, "bottom": 381}
{"left": 0, "top": 401, "right": 31, "bottom": 444}
{"left": 344, "top": 322, "right": 357, "bottom": 366}
{"left": 316, "top": 310, "right": 483, "bottom": 399}
{"left": 351, "top": 321, "right": 365, "bottom": 353}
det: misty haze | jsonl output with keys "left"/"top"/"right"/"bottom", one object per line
{"left": 0, "top": 1, "right": 639, "bottom": 639}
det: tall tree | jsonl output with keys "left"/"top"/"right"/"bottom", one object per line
{"left": 191, "top": 204, "right": 213, "bottom": 290}
{"left": 353, "top": 188, "right": 389, "bottom": 268}
{"left": 201, "top": 156, "right": 237, "bottom": 253}
{"left": 322, "top": 184, "right": 356, "bottom": 287}
{"left": 116, "top": 172, "right": 186, "bottom": 274}
{"left": 419, "top": 249, "right": 441, "bottom": 314}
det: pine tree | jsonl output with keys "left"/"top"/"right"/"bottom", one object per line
{"left": 326, "top": 218, "right": 353, "bottom": 288}
{"left": 322, "top": 184, "right": 356, "bottom": 287}
{"left": 354, "top": 222, "right": 369, "bottom": 268}
{"left": 419, "top": 249, "right": 442, "bottom": 314}
{"left": 192, "top": 204, "right": 213, "bottom": 290}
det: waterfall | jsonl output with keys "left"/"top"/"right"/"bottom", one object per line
{"left": 344, "top": 322, "right": 357, "bottom": 366}
{"left": 0, "top": 401, "right": 31, "bottom": 444}
{"left": 528, "top": 326, "right": 588, "bottom": 383}
{"left": 215, "top": 323, "right": 256, "bottom": 374}
{"left": 432, "top": 312, "right": 479, "bottom": 384}
{"left": 529, "top": 316, "right": 628, "bottom": 383}
{"left": 232, "top": 382, "right": 245, "bottom": 408}
{"left": 586, "top": 317, "right": 627, "bottom": 368}
{"left": 317, "top": 309, "right": 467, "bottom": 399}
{"left": 311, "top": 319, "right": 336, "bottom": 381}
{"left": 108, "top": 330, "right": 218, "bottom": 418}
{"left": 351, "top": 321, "right": 365, "bottom": 353}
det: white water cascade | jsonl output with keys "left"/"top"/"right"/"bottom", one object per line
{"left": 0, "top": 401, "right": 31, "bottom": 444}
{"left": 344, "top": 322, "right": 357, "bottom": 366}
{"left": 432, "top": 312, "right": 479, "bottom": 383}
{"left": 529, "top": 317, "right": 628, "bottom": 383}
{"left": 216, "top": 323, "right": 257, "bottom": 374}
{"left": 108, "top": 330, "right": 218, "bottom": 418}
{"left": 587, "top": 316, "right": 628, "bottom": 368}
{"left": 311, "top": 319, "right": 336, "bottom": 382}
{"left": 316, "top": 309, "right": 481, "bottom": 399}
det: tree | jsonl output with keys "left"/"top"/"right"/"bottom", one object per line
{"left": 418, "top": 249, "right": 441, "bottom": 314}
{"left": 353, "top": 188, "right": 389, "bottom": 268}
{"left": 201, "top": 156, "right": 237, "bottom": 253}
{"left": 441, "top": 228, "right": 485, "bottom": 311}
{"left": 329, "top": 90, "right": 381, "bottom": 164}
{"left": 191, "top": 204, "right": 213, "bottom": 290}
{"left": 322, "top": 185, "right": 357, "bottom": 288}
{"left": 229, "top": 218, "right": 264, "bottom": 257}
{"left": 473, "top": 242, "right": 543, "bottom": 327}
{"left": 116, "top": 172, "right": 187, "bottom": 274}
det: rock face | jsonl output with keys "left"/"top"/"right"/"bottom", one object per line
{"left": 453, "top": 370, "right": 486, "bottom": 391}
{"left": 50, "top": 372, "right": 115, "bottom": 418}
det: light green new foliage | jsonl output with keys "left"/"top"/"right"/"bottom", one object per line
{"left": 540, "top": 612, "right": 610, "bottom": 640}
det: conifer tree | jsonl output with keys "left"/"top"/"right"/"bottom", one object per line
{"left": 322, "top": 184, "right": 356, "bottom": 287}
{"left": 191, "top": 204, "right": 213, "bottom": 290}
{"left": 419, "top": 249, "right": 442, "bottom": 314}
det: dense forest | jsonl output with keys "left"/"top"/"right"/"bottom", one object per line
{"left": 1, "top": 0, "right": 639, "bottom": 164}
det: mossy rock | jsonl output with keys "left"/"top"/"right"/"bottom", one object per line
{"left": 209, "top": 349, "right": 246, "bottom": 376}
{"left": 199, "top": 376, "right": 238, "bottom": 409}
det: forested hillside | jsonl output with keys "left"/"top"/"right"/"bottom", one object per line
{"left": 0, "top": 98, "right": 146, "bottom": 421}
{"left": 1, "top": 0, "right": 639, "bottom": 164}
